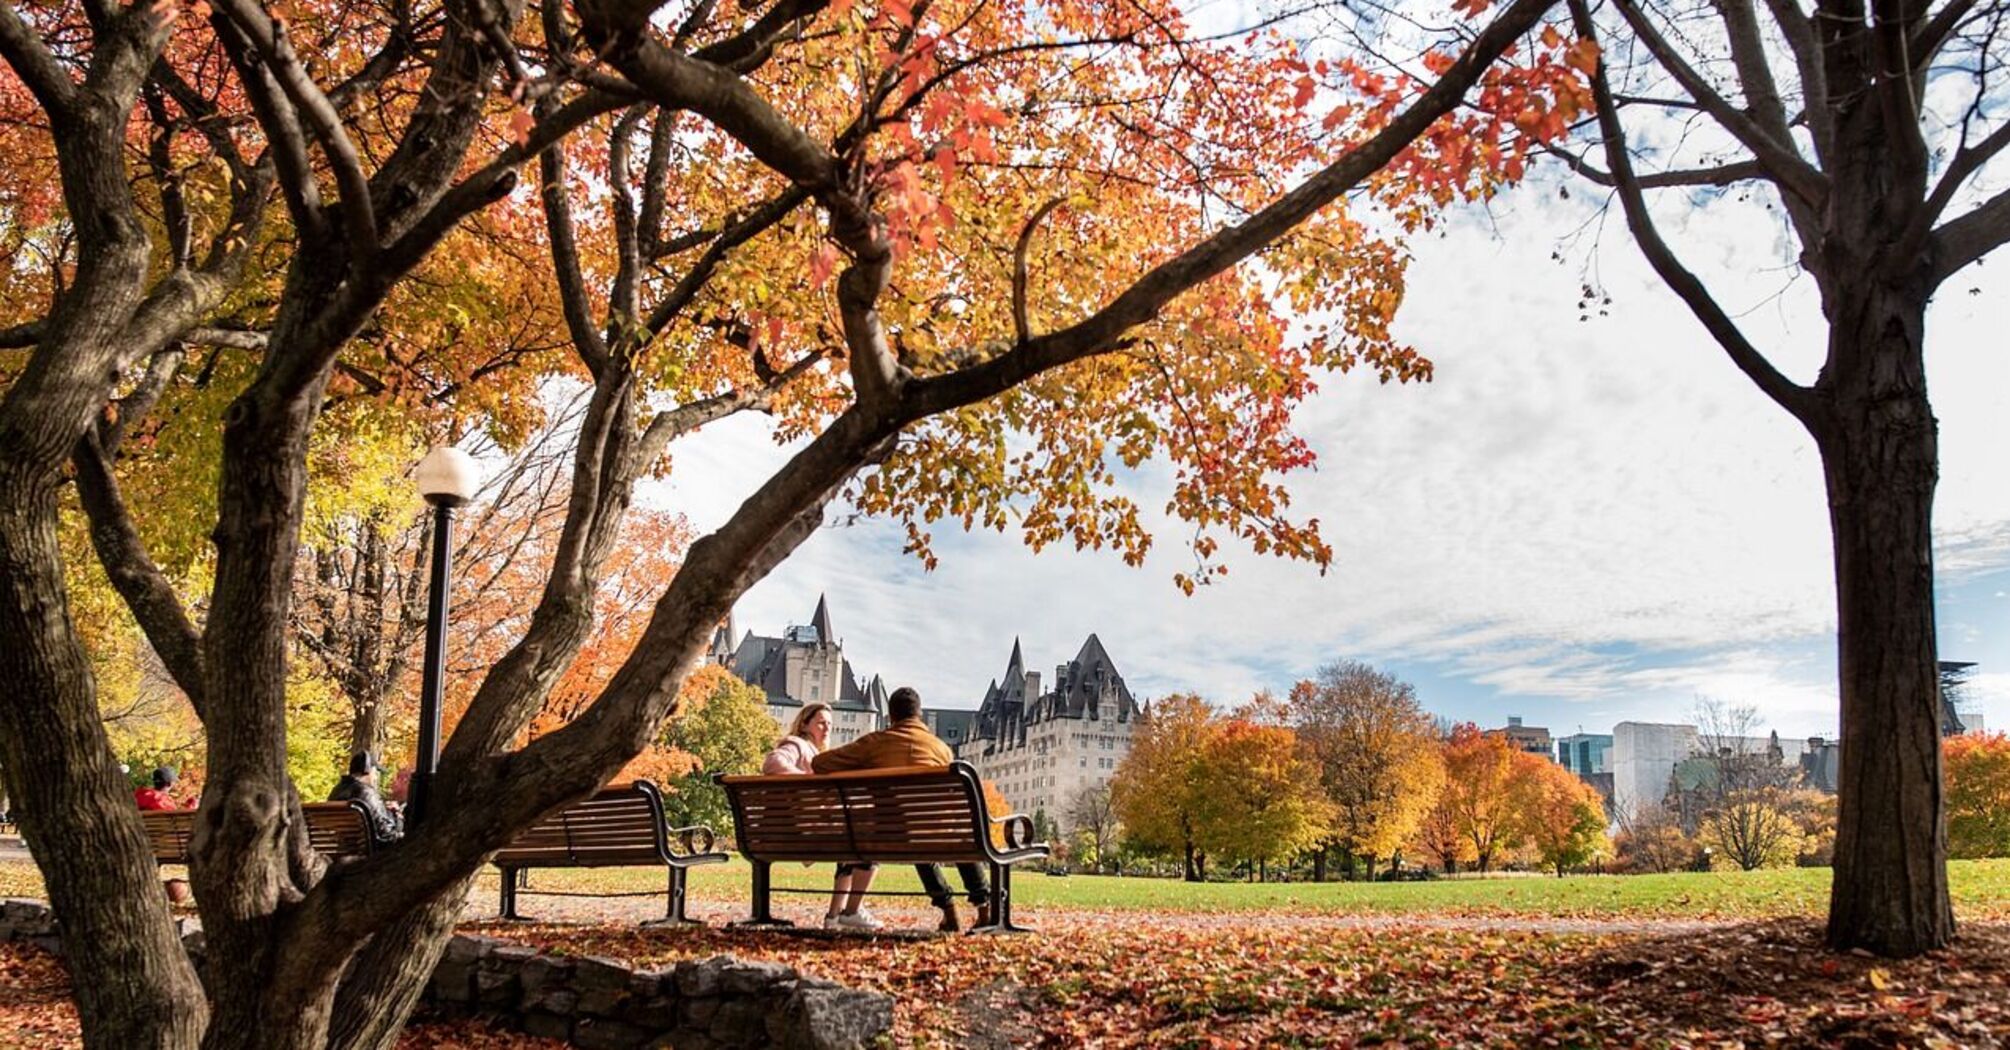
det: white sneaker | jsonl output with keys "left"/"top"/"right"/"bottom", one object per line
{"left": 821, "top": 913, "right": 844, "bottom": 930}
{"left": 835, "top": 908, "right": 883, "bottom": 931}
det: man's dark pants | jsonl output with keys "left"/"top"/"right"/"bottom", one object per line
{"left": 916, "top": 863, "right": 988, "bottom": 910}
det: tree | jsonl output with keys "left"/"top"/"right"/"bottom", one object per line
{"left": 1511, "top": 759, "right": 1609, "bottom": 876}
{"left": 1066, "top": 783, "right": 1120, "bottom": 874}
{"left": 1556, "top": 0, "right": 2010, "bottom": 955}
{"left": 1111, "top": 694, "right": 1220, "bottom": 881}
{"left": 1614, "top": 803, "right": 1696, "bottom": 874}
{"left": 1193, "top": 715, "right": 1332, "bottom": 872}
{"left": 653, "top": 666, "right": 772, "bottom": 832}
{"left": 0, "top": 0, "right": 1578, "bottom": 1042}
{"left": 1287, "top": 661, "right": 1444, "bottom": 879}
{"left": 1700, "top": 787, "right": 1817, "bottom": 871}
{"left": 1410, "top": 794, "right": 1474, "bottom": 874}
{"left": 1438, "top": 724, "right": 1529, "bottom": 872}
{"left": 1945, "top": 732, "right": 2010, "bottom": 859}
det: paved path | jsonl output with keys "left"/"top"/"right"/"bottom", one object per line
{"left": 0, "top": 836, "right": 30, "bottom": 864}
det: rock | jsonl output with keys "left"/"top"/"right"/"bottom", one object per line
{"left": 443, "top": 934, "right": 497, "bottom": 965}
{"left": 522, "top": 1011, "right": 572, "bottom": 1041}
{"left": 429, "top": 958, "right": 476, "bottom": 1003}
{"left": 621, "top": 993, "right": 682, "bottom": 1029}
{"left": 721, "top": 959, "right": 793, "bottom": 995}
{"left": 675, "top": 955, "right": 735, "bottom": 998}
{"left": 681, "top": 996, "right": 721, "bottom": 1028}
{"left": 573, "top": 1017, "right": 653, "bottom": 1050}
{"left": 474, "top": 966, "right": 520, "bottom": 1008}
{"left": 774, "top": 986, "right": 897, "bottom": 1050}
{"left": 573, "top": 954, "right": 635, "bottom": 1016}
{"left": 707, "top": 999, "right": 768, "bottom": 1046}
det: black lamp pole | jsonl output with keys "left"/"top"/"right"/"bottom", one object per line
{"left": 409, "top": 444, "right": 475, "bottom": 828}
{"left": 408, "top": 498, "right": 456, "bottom": 829}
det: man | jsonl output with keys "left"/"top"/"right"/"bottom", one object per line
{"left": 134, "top": 767, "right": 185, "bottom": 811}
{"left": 133, "top": 768, "right": 193, "bottom": 903}
{"left": 812, "top": 686, "right": 991, "bottom": 931}
{"left": 329, "top": 752, "right": 403, "bottom": 844}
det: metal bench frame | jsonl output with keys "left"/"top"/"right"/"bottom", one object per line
{"left": 718, "top": 761, "right": 1049, "bottom": 934}
{"left": 492, "top": 780, "right": 727, "bottom": 924}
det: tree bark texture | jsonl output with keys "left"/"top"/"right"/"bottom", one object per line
{"left": 0, "top": 488, "right": 209, "bottom": 1049}
{"left": 1815, "top": 281, "right": 1952, "bottom": 956}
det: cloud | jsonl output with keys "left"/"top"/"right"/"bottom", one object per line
{"left": 633, "top": 167, "right": 2010, "bottom": 743}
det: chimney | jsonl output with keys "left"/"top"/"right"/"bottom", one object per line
{"left": 1023, "top": 671, "right": 1042, "bottom": 703}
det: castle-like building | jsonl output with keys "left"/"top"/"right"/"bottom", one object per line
{"left": 708, "top": 595, "right": 888, "bottom": 747}
{"left": 960, "top": 634, "right": 1143, "bottom": 820}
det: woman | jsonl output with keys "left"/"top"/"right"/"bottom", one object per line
{"left": 762, "top": 703, "right": 880, "bottom": 929}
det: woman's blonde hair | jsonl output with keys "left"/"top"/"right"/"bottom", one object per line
{"left": 784, "top": 702, "right": 833, "bottom": 745}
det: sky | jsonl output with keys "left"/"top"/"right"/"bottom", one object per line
{"left": 637, "top": 162, "right": 2010, "bottom": 744}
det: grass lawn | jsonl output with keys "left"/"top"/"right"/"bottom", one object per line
{"left": 6, "top": 856, "right": 2006, "bottom": 920}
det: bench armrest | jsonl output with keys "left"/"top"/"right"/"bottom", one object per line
{"left": 668, "top": 824, "right": 718, "bottom": 857}
{"left": 990, "top": 814, "right": 1040, "bottom": 852}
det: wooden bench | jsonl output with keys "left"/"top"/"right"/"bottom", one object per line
{"left": 140, "top": 801, "right": 377, "bottom": 865}
{"left": 717, "top": 761, "right": 1049, "bottom": 933}
{"left": 492, "top": 781, "right": 728, "bottom": 923}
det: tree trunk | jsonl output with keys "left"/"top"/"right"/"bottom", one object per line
{"left": 1816, "top": 279, "right": 1952, "bottom": 957}
{"left": 0, "top": 487, "right": 208, "bottom": 1048}
{"left": 1312, "top": 844, "right": 1327, "bottom": 883}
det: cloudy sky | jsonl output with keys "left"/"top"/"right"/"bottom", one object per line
{"left": 639, "top": 160, "right": 2010, "bottom": 742}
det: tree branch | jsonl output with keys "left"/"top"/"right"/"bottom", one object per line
{"left": 1012, "top": 198, "right": 1066, "bottom": 346}
{"left": 538, "top": 129, "right": 612, "bottom": 374}
{"left": 1609, "top": 0, "right": 1828, "bottom": 208}
{"left": 1568, "top": 0, "right": 1816, "bottom": 422}
{"left": 901, "top": 0, "right": 1563, "bottom": 418}
{"left": 1541, "top": 145, "right": 1765, "bottom": 188}
{"left": 213, "top": 0, "right": 380, "bottom": 252}
{"left": 73, "top": 399, "right": 208, "bottom": 712}
{"left": 1930, "top": 182, "right": 2010, "bottom": 283}
{"left": 0, "top": 0, "right": 79, "bottom": 116}
{"left": 1760, "top": 0, "right": 1835, "bottom": 162}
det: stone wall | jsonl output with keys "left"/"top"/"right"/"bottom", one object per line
{"left": 0, "top": 899, "right": 892, "bottom": 1050}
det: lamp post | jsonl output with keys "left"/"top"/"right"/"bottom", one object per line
{"left": 409, "top": 445, "right": 478, "bottom": 828}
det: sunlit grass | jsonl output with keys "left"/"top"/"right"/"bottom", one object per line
{"left": 9, "top": 856, "right": 2001, "bottom": 920}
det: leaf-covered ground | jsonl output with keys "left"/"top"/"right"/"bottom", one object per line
{"left": 4, "top": 908, "right": 2008, "bottom": 1047}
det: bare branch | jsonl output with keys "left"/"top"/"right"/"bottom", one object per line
{"left": 1930, "top": 183, "right": 2010, "bottom": 283}
{"left": 1568, "top": 0, "right": 1816, "bottom": 422}
{"left": 1541, "top": 144, "right": 1765, "bottom": 188}
{"left": 1760, "top": 0, "right": 1834, "bottom": 162}
{"left": 1610, "top": 0, "right": 1828, "bottom": 208}
{"left": 1913, "top": 0, "right": 1980, "bottom": 59}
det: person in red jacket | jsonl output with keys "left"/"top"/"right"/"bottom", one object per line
{"left": 134, "top": 767, "right": 186, "bottom": 811}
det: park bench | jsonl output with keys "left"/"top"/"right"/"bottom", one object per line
{"left": 717, "top": 761, "right": 1049, "bottom": 934}
{"left": 492, "top": 780, "right": 728, "bottom": 923}
{"left": 140, "top": 800, "right": 376, "bottom": 865}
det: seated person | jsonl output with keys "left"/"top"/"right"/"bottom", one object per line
{"left": 329, "top": 752, "right": 403, "bottom": 844}
{"left": 812, "top": 686, "right": 991, "bottom": 932}
{"left": 134, "top": 767, "right": 187, "bottom": 811}
{"left": 763, "top": 703, "right": 880, "bottom": 930}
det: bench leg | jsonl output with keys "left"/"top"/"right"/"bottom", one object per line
{"left": 970, "top": 863, "right": 1032, "bottom": 934}
{"left": 499, "top": 867, "right": 524, "bottom": 921}
{"left": 643, "top": 865, "right": 704, "bottom": 927}
{"left": 729, "top": 860, "right": 793, "bottom": 929}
